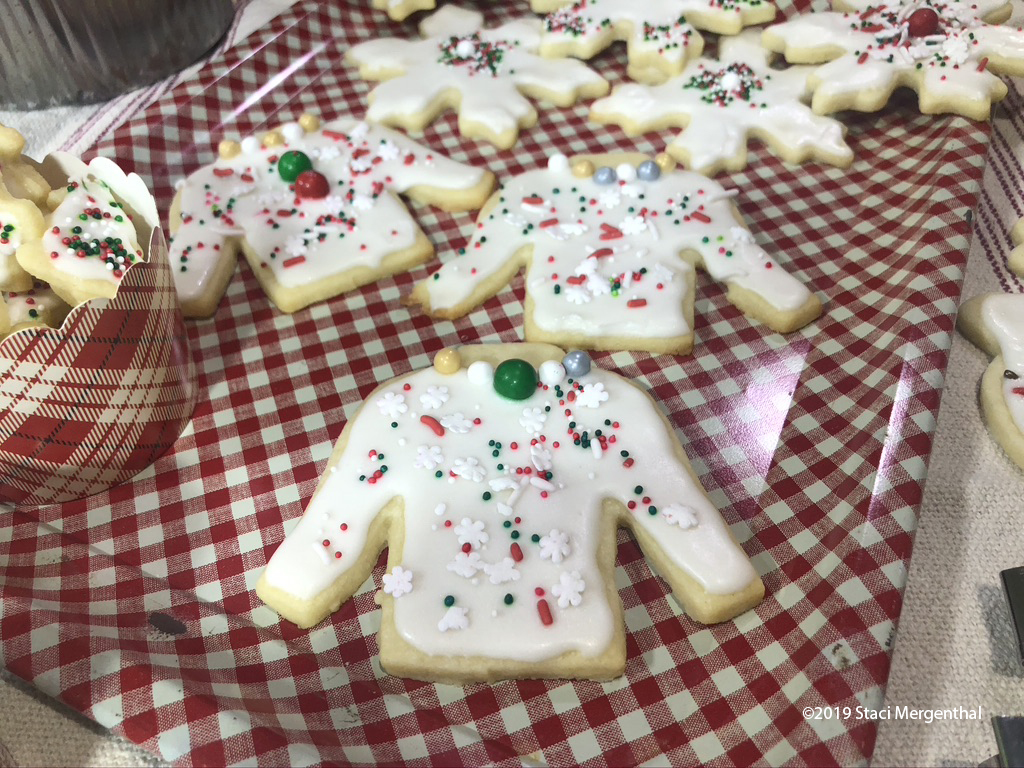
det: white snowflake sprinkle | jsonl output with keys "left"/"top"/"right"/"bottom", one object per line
{"left": 564, "top": 284, "right": 592, "bottom": 305}
{"left": 285, "top": 234, "right": 307, "bottom": 257}
{"left": 519, "top": 407, "right": 547, "bottom": 434}
{"left": 419, "top": 385, "right": 449, "bottom": 410}
{"left": 599, "top": 190, "right": 622, "bottom": 209}
{"left": 663, "top": 503, "right": 699, "bottom": 529}
{"left": 438, "top": 605, "right": 469, "bottom": 632}
{"left": 489, "top": 477, "right": 519, "bottom": 493}
{"left": 351, "top": 193, "right": 374, "bottom": 209}
{"left": 439, "top": 412, "right": 473, "bottom": 434}
{"left": 314, "top": 144, "right": 341, "bottom": 162}
{"left": 575, "top": 382, "right": 609, "bottom": 409}
{"left": 560, "top": 221, "right": 589, "bottom": 236}
{"left": 454, "top": 517, "right": 488, "bottom": 547}
{"left": 619, "top": 215, "right": 647, "bottom": 236}
{"left": 382, "top": 566, "right": 413, "bottom": 598}
{"left": 447, "top": 551, "right": 483, "bottom": 578}
{"left": 730, "top": 226, "right": 756, "bottom": 246}
{"left": 551, "top": 570, "right": 585, "bottom": 608}
{"left": 483, "top": 557, "right": 520, "bottom": 585}
{"left": 376, "top": 140, "right": 400, "bottom": 160}
{"left": 451, "top": 457, "right": 486, "bottom": 483}
{"left": 530, "top": 443, "right": 553, "bottom": 472}
{"left": 539, "top": 529, "right": 571, "bottom": 563}
{"left": 415, "top": 444, "right": 444, "bottom": 470}
{"left": 376, "top": 391, "right": 408, "bottom": 419}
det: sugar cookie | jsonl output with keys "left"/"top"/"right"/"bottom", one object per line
{"left": 761, "top": 0, "right": 1024, "bottom": 119}
{"left": 589, "top": 31, "right": 853, "bottom": 175}
{"left": 957, "top": 293, "right": 1024, "bottom": 469}
{"left": 372, "top": 0, "right": 435, "bottom": 22}
{"left": 539, "top": 0, "right": 776, "bottom": 84}
{"left": 346, "top": 6, "right": 609, "bottom": 149}
{"left": 2, "top": 281, "right": 71, "bottom": 336}
{"left": 0, "top": 176, "right": 43, "bottom": 294}
{"left": 256, "top": 344, "right": 765, "bottom": 683}
{"left": 408, "top": 153, "right": 822, "bottom": 355}
{"left": 168, "top": 115, "right": 494, "bottom": 317}
{"left": 1007, "top": 217, "right": 1024, "bottom": 277}
{"left": 12, "top": 158, "right": 147, "bottom": 307}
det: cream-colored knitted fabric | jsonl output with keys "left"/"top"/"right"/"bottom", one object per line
{"left": 871, "top": 113, "right": 1024, "bottom": 766}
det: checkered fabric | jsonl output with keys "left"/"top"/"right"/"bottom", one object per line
{"left": 0, "top": 0, "right": 999, "bottom": 764}
{"left": 0, "top": 231, "right": 197, "bottom": 505}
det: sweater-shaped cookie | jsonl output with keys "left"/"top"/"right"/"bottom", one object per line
{"left": 168, "top": 115, "right": 494, "bottom": 317}
{"left": 540, "top": 0, "right": 776, "bottom": 84}
{"left": 589, "top": 31, "right": 853, "bottom": 175}
{"left": 408, "top": 153, "right": 821, "bottom": 356}
{"left": 957, "top": 293, "right": 1024, "bottom": 469}
{"left": 256, "top": 344, "right": 765, "bottom": 683}
{"left": 346, "top": 6, "right": 609, "bottom": 149}
{"left": 762, "top": 0, "right": 1024, "bottom": 119}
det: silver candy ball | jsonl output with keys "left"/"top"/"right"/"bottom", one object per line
{"left": 593, "top": 166, "right": 617, "bottom": 185}
{"left": 562, "top": 349, "right": 591, "bottom": 378}
{"left": 637, "top": 160, "right": 661, "bottom": 181}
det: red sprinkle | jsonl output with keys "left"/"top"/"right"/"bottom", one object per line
{"left": 627, "top": 299, "right": 647, "bottom": 308}
{"left": 691, "top": 211, "right": 711, "bottom": 224}
{"left": 537, "top": 599, "right": 553, "bottom": 626}
{"left": 522, "top": 195, "right": 544, "bottom": 205}
{"left": 589, "top": 248, "right": 613, "bottom": 259}
{"left": 420, "top": 415, "right": 445, "bottom": 436}
{"left": 600, "top": 223, "right": 623, "bottom": 240}
{"left": 213, "top": 168, "right": 234, "bottom": 178}
{"left": 282, "top": 256, "right": 306, "bottom": 268}
{"left": 510, "top": 543, "right": 524, "bottom": 562}
{"left": 539, "top": 218, "right": 560, "bottom": 228}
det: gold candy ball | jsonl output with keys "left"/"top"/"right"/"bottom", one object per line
{"left": 262, "top": 131, "right": 285, "bottom": 147}
{"left": 218, "top": 140, "right": 241, "bottom": 159}
{"left": 571, "top": 159, "right": 595, "bottom": 178}
{"left": 433, "top": 348, "right": 462, "bottom": 374}
{"left": 298, "top": 114, "right": 321, "bottom": 133}
{"left": 654, "top": 152, "right": 676, "bottom": 172}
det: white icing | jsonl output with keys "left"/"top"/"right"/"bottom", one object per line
{"left": 764, "top": 0, "right": 1024, "bottom": 112}
{"left": 420, "top": 161, "right": 811, "bottom": 340}
{"left": 262, "top": 357, "right": 759, "bottom": 662}
{"left": 169, "top": 118, "right": 486, "bottom": 305}
{"left": 3, "top": 282, "right": 65, "bottom": 327}
{"left": 590, "top": 31, "right": 853, "bottom": 174}
{"left": 348, "top": 12, "right": 606, "bottom": 141}
{"left": 981, "top": 293, "right": 1024, "bottom": 434}
{"left": 41, "top": 176, "right": 144, "bottom": 284}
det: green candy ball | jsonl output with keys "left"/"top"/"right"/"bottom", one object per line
{"left": 278, "top": 150, "right": 313, "bottom": 182}
{"left": 493, "top": 359, "right": 538, "bottom": 401}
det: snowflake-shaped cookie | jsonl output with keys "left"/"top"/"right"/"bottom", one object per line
{"left": 590, "top": 31, "right": 853, "bottom": 175}
{"left": 346, "top": 6, "right": 609, "bottom": 148}
{"left": 762, "top": 0, "right": 1024, "bottom": 119}
{"left": 539, "top": 0, "right": 776, "bottom": 84}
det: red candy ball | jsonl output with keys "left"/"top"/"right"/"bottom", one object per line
{"left": 906, "top": 7, "right": 939, "bottom": 37}
{"left": 294, "top": 170, "right": 330, "bottom": 199}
